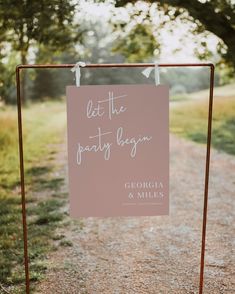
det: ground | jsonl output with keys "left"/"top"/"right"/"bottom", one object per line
{"left": 1, "top": 85, "right": 234, "bottom": 294}
{"left": 33, "top": 134, "right": 235, "bottom": 294}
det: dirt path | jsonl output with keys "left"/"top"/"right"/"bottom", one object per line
{"left": 35, "top": 135, "right": 235, "bottom": 294}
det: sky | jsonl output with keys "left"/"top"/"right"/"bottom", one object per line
{"left": 76, "top": 0, "right": 220, "bottom": 63}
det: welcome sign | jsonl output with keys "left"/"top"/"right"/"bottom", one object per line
{"left": 66, "top": 85, "right": 169, "bottom": 217}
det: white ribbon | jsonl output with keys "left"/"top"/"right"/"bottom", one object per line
{"left": 142, "top": 63, "right": 160, "bottom": 85}
{"left": 71, "top": 61, "right": 86, "bottom": 87}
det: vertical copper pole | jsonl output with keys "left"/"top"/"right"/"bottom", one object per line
{"left": 199, "top": 64, "right": 214, "bottom": 293}
{"left": 16, "top": 66, "right": 30, "bottom": 294}
{"left": 15, "top": 63, "right": 214, "bottom": 294}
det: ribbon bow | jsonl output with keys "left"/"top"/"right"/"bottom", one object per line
{"left": 71, "top": 61, "right": 86, "bottom": 87}
{"left": 142, "top": 63, "right": 160, "bottom": 85}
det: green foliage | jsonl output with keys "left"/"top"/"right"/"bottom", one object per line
{"left": 0, "top": 0, "right": 79, "bottom": 103}
{"left": 30, "top": 47, "right": 77, "bottom": 101}
{"left": 32, "top": 69, "right": 59, "bottom": 100}
{"left": 115, "top": 0, "right": 235, "bottom": 70}
{"left": 0, "top": 0, "right": 76, "bottom": 54}
{"left": 0, "top": 52, "right": 20, "bottom": 104}
{"left": 113, "top": 24, "right": 159, "bottom": 62}
{"left": 161, "top": 68, "right": 220, "bottom": 93}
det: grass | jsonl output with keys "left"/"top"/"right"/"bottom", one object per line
{"left": 1, "top": 84, "right": 234, "bottom": 292}
{"left": 170, "top": 94, "right": 189, "bottom": 102}
{"left": 170, "top": 93, "right": 235, "bottom": 155}
{"left": 0, "top": 101, "right": 67, "bottom": 293}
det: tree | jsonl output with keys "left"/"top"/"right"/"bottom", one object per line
{"left": 31, "top": 45, "right": 78, "bottom": 100}
{"left": 113, "top": 23, "right": 160, "bottom": 62}
{"left": 0, "top": 0, "right": 78, "bottom": 102}
{"left": 115, "top": 0, "right": 235, "bottom": 69}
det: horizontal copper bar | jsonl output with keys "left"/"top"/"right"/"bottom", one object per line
{"left": 16, "top": 62, "right": 214, "bottom": 294}
{"left": 16, "top": 63, "right": 214, "bottom": 70}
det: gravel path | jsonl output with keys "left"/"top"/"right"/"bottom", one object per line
{"left": 35, "top": 135, "right": 235, "bottom": 294}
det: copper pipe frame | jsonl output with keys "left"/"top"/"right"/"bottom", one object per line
{"left": 16, "top": 63, "right": 214, "bottom": 293}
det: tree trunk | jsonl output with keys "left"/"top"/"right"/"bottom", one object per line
{"left": 159, "top": 0, "right": 235, "bottom": 68}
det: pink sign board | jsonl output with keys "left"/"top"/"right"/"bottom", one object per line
{"left": 66, "top": 85, "right": 169, "bottom": 217}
